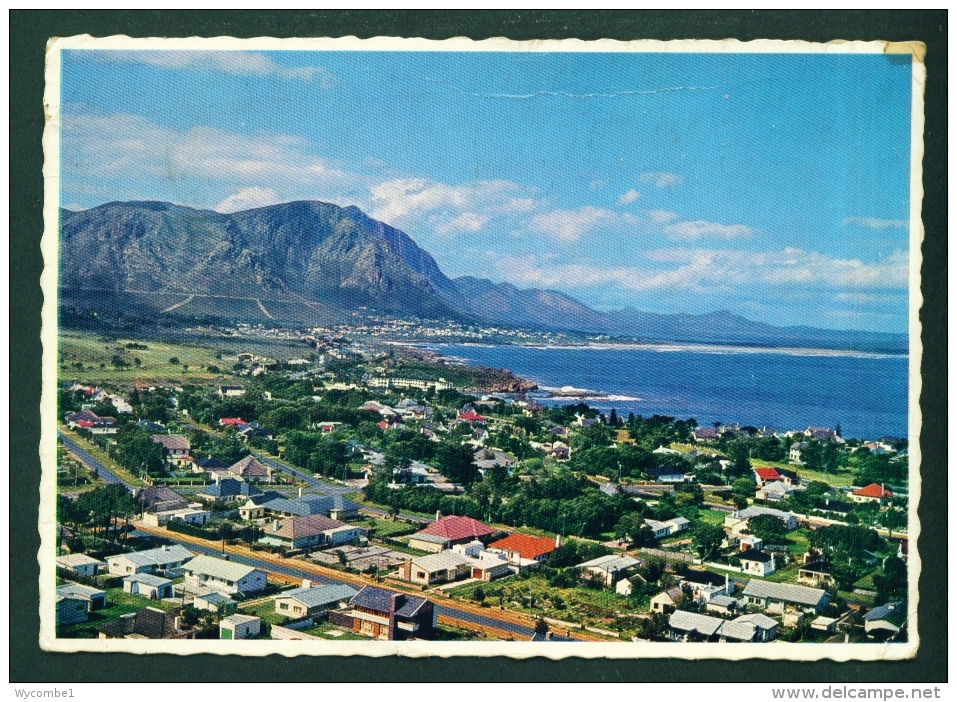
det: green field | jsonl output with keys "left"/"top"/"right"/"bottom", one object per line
{"left": 56, "top": 587, "right": 180, "bottom": 638}
{"left": 697, "top": 509, "right": 729, "bottom": 526}
{"left": 59, "top": 331, "right": 227, "bottom": 384}
{"left": 751, "top": 458, "right": 855, "bottom": 488}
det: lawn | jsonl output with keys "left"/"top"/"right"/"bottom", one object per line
{"left": 751, "top": 458, "right": 855, "bottom": 489}
{"left": 237, "top": 599, "right": 287, "bottom": 627}
{"left": 447, "top": 574, "right": 641, "bottom": 631}
{"left": 298, "top": 621, "right": 367, "bottom": 641}
{"left": 697, "top": 509, "right": 728, "bottom": 526}
{"left": 354, "top": 518, "right": 417, "bottom": 538}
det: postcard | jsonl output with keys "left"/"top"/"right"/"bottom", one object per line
{"left": 40, "top": 35, "right": 924, "bottom": 659}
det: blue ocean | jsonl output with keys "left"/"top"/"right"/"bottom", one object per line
{"left": 428, "top": 343, "right": 909, "bottom": 440}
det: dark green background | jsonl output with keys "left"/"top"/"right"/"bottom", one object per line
{"left": 10, "top": 10, "right": 947, "bottom": 682}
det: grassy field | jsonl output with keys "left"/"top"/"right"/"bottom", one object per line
{"left": 59, "top": 331, "right": 226, "bottom": 384}
{"left": 697, "top": 509, "right": 729, "bottom": 526}
{"left": 237, "top": 599, "right": 287, "bottom": 626}
{"left": 299, "top": 621, "right": 368, "bottom": 640}
{"left": 750, "top": 458, "right": 855, "bottom": 488}
{"left": 446, "top": 574, "right": 641, "bottom": 630}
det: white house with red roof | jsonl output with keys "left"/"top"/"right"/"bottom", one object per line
{"left": 407, "top": 515, "right": 496, "bottom": 553}
{"left": 753, "top": 467, "right": 784, "bottom": 486}
{"left": 849, "top": 483, "right": 893, "bottom": 506}
{"left": 487, "top": 533, "right": 558, "bottom": 566}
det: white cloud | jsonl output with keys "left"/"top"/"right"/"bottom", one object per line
{"left": 490, "top": 247, "right": 909, "bottom": 298}
{"left": 842, "top": 216, "right": 909, "bottom": 230}
{"left": 646, "top": 209, "right": 678, "bottom": 223}
{"left": 62, "top": 111, "right": 354, "bottom": 198}
{"left": 215, "top": 187, "right": 280, "bottom": 213}
{"left": 527, "top": 206, "right": 636, "bottom": 242}
{"left": 436, "top": 212, "right": 489, "bottom": 234}
{"left": 640, "top": 171, "right": 684, "bottom": 188}
{"left": 117, "top": 51, "right": 334, "bottom": 85}
{"left": 368, "top": 177, "right": 536, "bottom": 234}
{"left": 664, "top": 219, "right": 754, "bottom": 239}
{"left": 617, "top": 189, "right": 641, "bottom": 205}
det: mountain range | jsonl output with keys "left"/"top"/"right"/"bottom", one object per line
{"left": 58, "top": 200, "right": 907, "bottom": 353}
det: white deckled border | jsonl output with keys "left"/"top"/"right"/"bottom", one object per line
{"left": 39, "top": 34, "right": 925, "bottom": 660}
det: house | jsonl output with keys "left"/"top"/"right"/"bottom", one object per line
{"left": 741, "top": 579, "right": 830, "bottom": 614}
{"left": 56, "top": 583, "right": 106, "bottom": 611}
{"left": 644, "top": 517, "right": 690, "bottom": 539}
{"left": 56, "top": 593, "right": 90, "bottom": 627}
{"left": 397, "top": 544, "right": 509, "bottom": 585}
{"left": 194, "top": 456, "right": 229, "bottom": 475}
{"left": 693, "top": 427, "right": 718, "bottom": 442}
{"left": 236, "top": 491, "right": 284, "bottom": 520}
{"left": 487, "top": 533, "right": 557, "bottom": 566}
{"left": 107, "top": 544, "right": 194, "bottom": 576}
{"left": 123, "top": 573, "right": 174, "bottom": 600}
{"left": 218, "top": 385, "right": 246, "bottom": 398}
{"left": 789, "top": 442, "right": 809, "bottom": 463}
{"left": 576, "top": 554, "right": 640, "bottom": 587}
{"left": 615, "top": 573, "right": 648, "bottom": 597}
{"left": 226, "top": 455, "right": 273, "bottom": 484}
{"left": 97, "top": 607, "right": 193, "bottom": 640}
{"left": 650, "top": 587, "right": 683, "bottom": 613}
{"left": 316, "top": 421, "right": 343, "bottom": 434}
{"left": 192, "top": 591, "right": 236, "bottom": 615}
{"left": 754, "top": 467, "right": 789, "bottom": 486}
{"left": 849, "top": 483, "right": 893, "bottom": 506}
{"left": 197, "top": 477, "right": 262, "bottom": 503}
{"left": 647, "top": 466, "right": 689, "bottom": 483}
{"left": 705, "top": 594, "right": 738, "bottom": 615}
{"left": 864, "top": 601, "right": 906, "bottom": 640}
{"left": 397, "top": 551, "right": 472, "bottom": 586}
{"left": 258, "top": 514, "right": 361, "bottom": 550}
{"left": 56, "top": 553, "right": 104, "bottom": 577}
{"left": 219, "top": 417, "right": 247, "bottom": 427}
{"left": 219, "top": 614, "right": 261, "bottom": 640}
{"left": 805, "top": 426, "right": 835, "bottom": 442}
{"left": 810, "top": 616, "right": 838, "bottom": 634}
{"left": 260, "top": 493, "right": 360, "bottom": 521}
{"left": 181, "top": 555, "right": 267, "bottom": 595}
{"left": 334, "top": 585, "right": 435, "bottom": 640}
{"left": 272, "top": 582, "right": 358, "bottom": 618}
{"left": 797, "top": 561, "right": 836, "bottom": 587}
{"left": 739, "top": 534, "right": 763, "bottom": 552}
{"left": 724, "top": 506, "right": 798, "bottom": 535}
{"left": 756, "top": 481, "right": 792, "bottom": 502}
{"left": 141, "top": 505, "right": 211, "bottom": 528}
{"left": 134, "top": 485, "right": 190, "bottom": 514}
{"left": 408, "top": 515, "right": 496, "bottom": 553}
{"left": 668, "top": 610, "right": 778, "bottom": 642}
{"left": 680, "top": 569, "right": 734, "bottom": 603}
{"left": 151, "top": 434, "right": 191, "bottom": 468}
{"left": 739, "top": 550, "right": 776, "bottom": 577}
{"left": 64, "top": 410, "right": 118, "bottom": 435}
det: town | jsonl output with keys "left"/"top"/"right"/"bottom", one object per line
{"left": 54, "top": 327, "right": 910, "bottom": 644}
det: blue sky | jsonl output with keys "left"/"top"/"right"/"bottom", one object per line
{"left": 59, "top": 49, "right": 913, "bottom": 333}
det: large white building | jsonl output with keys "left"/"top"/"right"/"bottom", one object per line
{"left": 181, "top": 555, "right": 267, "bottom": 596}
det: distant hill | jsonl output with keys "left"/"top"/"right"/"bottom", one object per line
{"left": 59, "top": 200, "right": 907, "bottom": 353}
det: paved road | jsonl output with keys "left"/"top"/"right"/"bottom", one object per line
{"left": 135, "top": 529, "right": 537, "bottom": 639}
{"left": 58, "top": 431, "right": 134, "bottom": 490}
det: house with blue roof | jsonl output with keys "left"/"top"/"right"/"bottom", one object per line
{"left": 272, "top": 582, "right": 358, "bottom": 618}
{"left": 196, "top": 477, "right": 262, "bottom": 503}
{"left": 261, "top": 493, "right": 360, "bottom": 521}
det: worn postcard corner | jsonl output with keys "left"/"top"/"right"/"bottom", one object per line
{"left": 40, "top": 34, "right": 922, "bottom": 660}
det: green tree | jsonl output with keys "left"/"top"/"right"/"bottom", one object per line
{"left": 745, "top": 514, "right": 788, "bottom": 543}
{"left": 725, "top": 440, "right": 752, "bottom": 479}
{"left": 731, "top": 477, "right": 755, "bottom": 499}
{"left": 169, "top": 357, "right": 180, "bottom": 365}
{"left": 691, "top": 523, "right": 725, "bottom": 560}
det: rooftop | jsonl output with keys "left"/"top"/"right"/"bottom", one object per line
{"left": 577, "top": 554, "right": 640, "bottom": 573}
{"left": 151, "top": 434, "right": 190, "bottom": 451}
{"left": 853, "top": 483, "right": 893, "bottom": 499}
{"left": 265, "top": 513, "right": 347, "bottom": 540}
{"left": 416, "top": 515, "right": 495, "bottom": 542}
{"left": 741, "top": 579, "right": 828, "bottom": 607}
{"left": 112, "top": 545, "right": 194, "bottom": 568}
{"left": 124, "top": 573, "right": 172, "bottom": 587}
{"left": 488, "top": 533, "right": 557, "bottom": 560}
{"left": 275, "top": 584, "right": 358, "bottom": 609}
{"left": 182, "top": 555, "right": 261, "bottom": 582}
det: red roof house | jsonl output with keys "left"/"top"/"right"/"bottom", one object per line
{"left": 488, "top": 533, "right": 557, "bottom": 564}
{"left": 219, "top": 417, "right": 247, "bottom": 427}
{"left": 457, "top": 411, "right": 488, "bottom": 423}
{"left": 850, "top": 483, "right": 893, "bottom": 504}
{"left": 414, "top": 516, "right": 495, "bottom": 545}
{"left": 754, "top": 467, "right": 782, "bottom": 485}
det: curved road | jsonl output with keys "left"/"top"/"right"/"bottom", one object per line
{"left": 58, "top": 431, "right": 135, "bottom": 490}
{"left": 136, "top": 529, "right": 538, "bottom": 640}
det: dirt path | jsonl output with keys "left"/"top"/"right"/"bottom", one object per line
{"left": 161, "top": 294, "right": 195, "bottom": 313}
{"left": 255, "top": 299, "right": 274, "bottom": 319}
